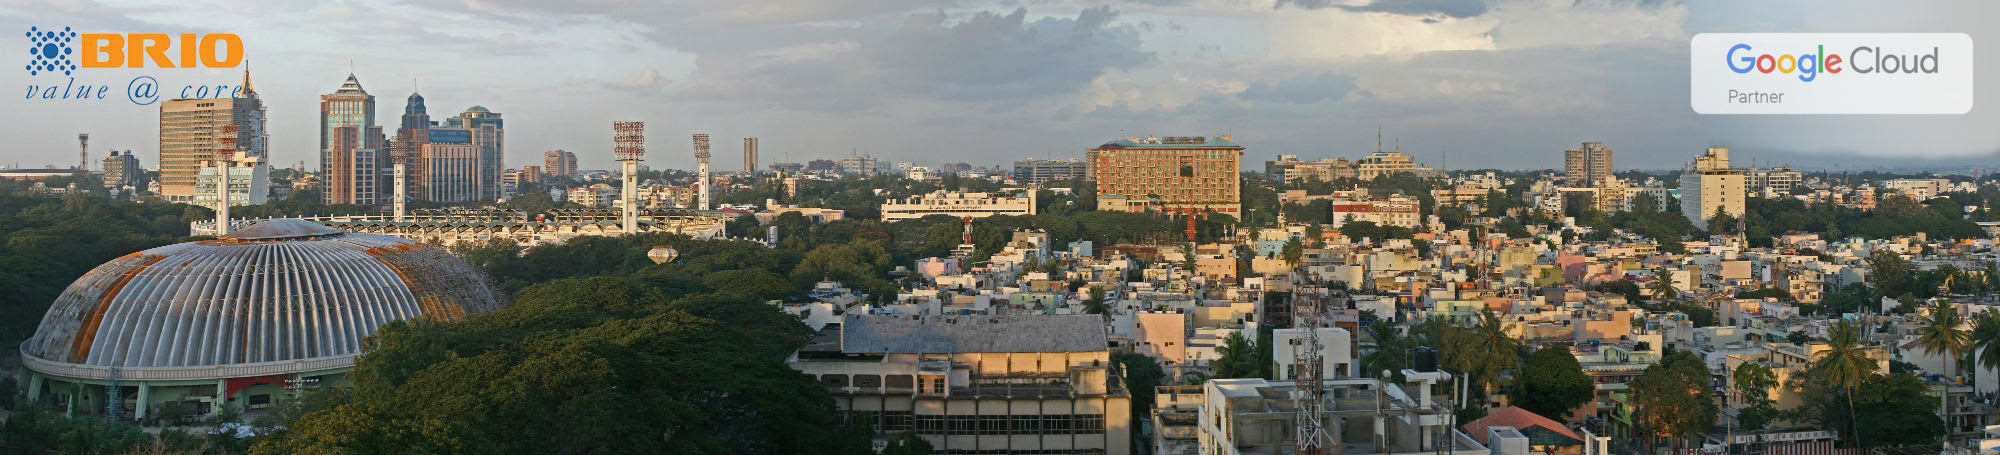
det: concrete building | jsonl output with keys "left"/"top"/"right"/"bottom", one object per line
{"left": 1089, "top": 136, "right": 1243, "bottom": 216}
{"left": 1680, "top": 147, "right": 1746, "bottom": 229}
{"left": 789, "top": 314, "right": 1133, "bottom": 454}
{"left": 1563, "top": 142, "right": 1613, "bottom": 187}
{"left": 416, "top": 137, "right": 484, "bottom": 203}
{"left": 319, "top": 74, "right": 386, "bottom": 205}
{"left": 543, "top": 149, "right": 578, "bottom": 180}
{"left": 389, "top": 91, "right": 430, "bottom": 205}
{"left": 16, "top": 219, "right": 505, "bottom": 420}
{"left": 1014, "top": 159, "right": 1088, "bottom": 184}
{"left": 430, "top": 106, "right": 504, "bottom": 201}
{"left": 1882, "top": 178, "right": 1951, "bottom": 201}
{"left": 1331, "top": 192, "right": 1421, "bottom": 230}
{"left": 1356, "top": 151, "right": 1432, "bottom": 181}
{"left": 567, "top": 183, "right": 619, "bottom": 207}
{"left": 882, "top": 190, "right": 1038, "bottom": 222}
{"left": 839, "top": 154, "right": 878, "bottom": 177}
{"left": 743, "top": 137, "right": 759, "bottom": 175}
{"left": 1747, "top": 165, "right": 1803, "bottom": 197}
{"left": 191, "top": 155, "right": 270, "bottom": 209}
{"left": 1267, "top": 155, "right": 1357, "bottom": 183}
{"left": 158, "top": 69, "right": 266, "bottom": 202}
{"left": 101, "top": 150, "right": 141, "bottom": 189}
{"left": 1195, "top": 375, "right": 1486, "bottom": 455}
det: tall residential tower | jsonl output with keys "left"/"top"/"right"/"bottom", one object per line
{"left": 160, "top": 68, "right": 267, "bottom": 202}
{"left": 1564, "top": 142, "right": 1614, "bottom": 187}
{"left": 319, "top": 74, "right": 384, "bottom": 205}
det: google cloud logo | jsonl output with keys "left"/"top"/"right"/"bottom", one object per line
{"left": 26, "top": 26, "right": 77, "bottom": 76}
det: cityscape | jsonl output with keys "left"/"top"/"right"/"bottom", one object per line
{"left": 3, "top": 2, "right": 2000, "bottom": 455}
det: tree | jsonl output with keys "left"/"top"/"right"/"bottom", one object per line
{"left": 1972, "top": 310, "right": 2000, "bottom": 377}
{"left": 1081, "top": 286, "right": 1109, "bottom": 320}
{"left": 1359, "top": 322, "right": 1411, "bottom": 381}
{"left": 1916, "top": 299, "right": 1971, "bottom": 382}
{"left": 1868, "top": 250, "right": 1911, "bottom": 300}
{"left": 1786, "top": 330, "right": 1812, "bottom": 345}
{"left": 1811, "top": 320, "right": 1879, "bottom": 448}
{"left": 1212, "top": 332, "right": 1262, "bottom": 379}
{"left": 1731, "top": 363, "right": 1780, "bottom": 431}
{"left": 880, "top": 432, "right": 933, "bottom": 455}
{"left": 1281, "top": 237, "right": 1304, "bottom": 266}
{"left": 1647, "top": 267, "right": 1679, "bottom": 301}
{"left": 1846, "top": 373, "right": 1947, "bottom": 446}
{"left": 1630, "top": 349, "right": 1715, "bottom": 451}
{"left": 1112, "top": 350, "right": 1167, "bottom": 442}
{"left": 1341, "top": 220, "right": 1383, "bottom": 243}
{"left": 1513, "top": 347, "right": 1593, "bottom": 421}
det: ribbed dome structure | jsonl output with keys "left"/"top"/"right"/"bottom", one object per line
{"left": 20, "top": 219, "right": 505, "bottom": 380}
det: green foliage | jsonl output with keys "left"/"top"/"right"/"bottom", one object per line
{"left": 1211, "top": 331, "right": 1262, "bottom": 379}
{"left": 1514, "top": 347, "right": 1593, "bottom": 421}
{"left": 0, "top": 192, "right": 203, "bottom": 348}
{"left": 0, "top": 376, "right": 14, "bottom": 411}
{"left": 1590, "top": 279, "right": 1642, "bottom": 303}
{"left": 880, "top": 431, "right": 934, "bottom": 455}
{"left": 1868, "top": 250, "right": 1912, "bottom": 299}
{"left": 1630, "top": 349, "right": 1716, "bottom": 448}
{"left": 1112, "top": 352, "right": 1167, "bottom": 417}
{"left": 1916, "top": 299, "right": 1972, "bottom": 379}
{"left": 1731, "top": 363, "right": 1780, "bottom": 431}
{"left": 0, "top": 406, "right": 228, "bottom": 454}
{"left": 254, "top": 276, "right": 845, "bottom": 454}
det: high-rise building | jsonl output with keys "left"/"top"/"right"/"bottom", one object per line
{"left": 159, "top": 69, "right": 266, "bottom": 202}
{"left": 1564, "top": 142, "right": 1614, "bottom": 187}
{"left": 417, "top": 127, "right": 483, "bottom": 203}
{"left": 1680, "top": 147, "right": 1746, "bottom": 229}
{"left": 543, "top": 150, "right": 577, "bottom": 180}
{"left": 742, "top": 137, "right": 758, "bottom": 175}
{"left": 391, "top": 90, "right": 431, "bottom": 203}
{"left": 838, "top": 154, "right": 876, "bottom": 177}
{"left": 320, "top": 74, "right": 384, "bottom": 205}
{"left": 102, "top": 150, "right": 141, "bottom": 189}
{"left": 1012, "top": 158, "right": 1087, "bottom": 184}
{"left": 440, "top": 106, "right": 504, "bottom": 200}
{"left": 1088, "top": 135, "right": 1243, "bottom": 215}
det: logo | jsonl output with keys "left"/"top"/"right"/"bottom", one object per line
{"left": 24, "top": 26, "right": 77, "bottom": 76}
{"left": 20, "top": 27, "right": 245, "bottom": 106}
{"left": 1725, "top": 43, "right": 1940, "bottom": 82}
{"left": 1690, "top": 33, "right": 1973, "bottom": 115}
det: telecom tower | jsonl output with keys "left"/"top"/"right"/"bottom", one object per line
{"left": 614, "top": 121, "right": 646, "bottom": 234}
{"left": 693, "top": 132, "right": 711, "bottom": 211}
{"left": 77, "top": 133, "right": 89, "bottom": 171}
{"left": 1290, "top": 273, "right": 1335, "bottom": 455}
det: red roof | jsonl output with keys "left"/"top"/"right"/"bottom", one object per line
{"left": 1461, "top": 406, "right": 1582, "bottom": 445}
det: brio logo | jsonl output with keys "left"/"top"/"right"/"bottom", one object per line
{"left": 1725, "top": 43, "right": 1940, "bottom": 82}
{"left": 79, "top": 33, "right": 243, "bottom": 68}
{"left": 24, "top": 26, "right": 78, "bottom": 76}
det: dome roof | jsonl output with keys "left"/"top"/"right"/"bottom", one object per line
{"left": 20, "top": 220, "right": 506, "bottom": 380}
{"left": 465, "top": 105, "right": 489, "bottom": 113}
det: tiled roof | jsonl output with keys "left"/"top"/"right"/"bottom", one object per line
{"left": 1461, "top": 406, "right": 1583, "bottom": 446}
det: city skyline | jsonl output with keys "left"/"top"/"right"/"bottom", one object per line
{"left": 3, "top": 0, "right": 1998, "bottom": 174}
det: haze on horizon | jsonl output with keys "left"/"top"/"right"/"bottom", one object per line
{"left": 1, "top": 0, "right": 1994, "bottom": 173}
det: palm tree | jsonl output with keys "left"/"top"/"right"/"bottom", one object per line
{"left": 1648, "top": 267, "right": 1678, "bottom": 302}
{"left": 1813, "top": 320, "right": 1879, "bottom": 448}
{"left": 1916, "top": 299, "right": 1971, "bottom": 382}
{"left": 1970, "top": 310, "right": 2000, "bottom": 383}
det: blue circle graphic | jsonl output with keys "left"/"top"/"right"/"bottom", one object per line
{"left": 41, "top": 43, "right": 57, "bottom": 59}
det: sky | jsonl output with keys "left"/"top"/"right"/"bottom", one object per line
{"left": 1, "top": 0, "right": 1995, "bottom": 172}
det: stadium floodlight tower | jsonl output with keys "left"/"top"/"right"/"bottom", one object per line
{"left": 693, "top": 132, "right": 711, "bottom": 211}
{"left": 614, "top": 121, "right": 646, "bottom": 234}
{"left": 210, "top": 124, "right": 239, "bottom": 236}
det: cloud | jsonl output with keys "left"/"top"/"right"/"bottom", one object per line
{"left": 613, "top": 68, "right": 672, "bottom": 91}
{"left": 1237, "top": 72, "right": 1357, "bottom": 104}
{"left": 1278, "top": 0, "right": 1490, "bottom": 20}
{"left": 672, "top": 6, "right": 1151, "bottom": 110}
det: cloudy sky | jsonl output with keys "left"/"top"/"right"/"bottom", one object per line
{"left": 2, "top": 0, "right": 1995, "bottom": 172}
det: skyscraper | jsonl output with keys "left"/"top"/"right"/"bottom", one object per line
{"left": 543, "top": 150, "right": 577, "bottom": 180}
{"left": 320, "top": 74, "right": 384, "bottom": 205}
{"left": 1680, "top": 147, "right": 1746, "bottom": 229}
{"left": 418, "top": 127, "right": 483, "bottom": 203}
{"left": 743, "top": 137, "right": 758, "bottom": 175}
{"left": 391, "top": 90, "right": 430, "bottom": 202}
{"left": 1564, "top": 142, "right": 1614, "bottom": 187}
{"left": 693, "top": 132, "right": 711, "bottom": 210}
{"left": 159, "top": 68, "right": 266, "bottom": 202}
{"left": 441, "top": 106, "right": 504, "bottom": 200}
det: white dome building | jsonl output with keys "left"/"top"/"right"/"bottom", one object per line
{"left": 16, "top": 219, "right": 505, "bottom": 420}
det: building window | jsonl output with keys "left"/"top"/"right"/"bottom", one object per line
{"left": 881, "top": 411, "right": 914, "bottom": 432}
{"left": 854, "top": 374, "right": 882, "bottom": 388}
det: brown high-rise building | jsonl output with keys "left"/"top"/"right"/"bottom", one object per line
{"left": 1564, "top": 142, "right": 1614, "bottom": 186}
{"left": 543, "top": 150, "right": 577, "bottom": 180}
{"left": 743, "top": 137, "right": 759, "bottom": 175}
{"left": 1087, "top": 135, "right": 1243, "bottom": 216}
{"left": 159, "top": 69, "right": 266, "bottom": 202}
{"left": 320, "top": 74, "right": 384, "bottom": 205}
